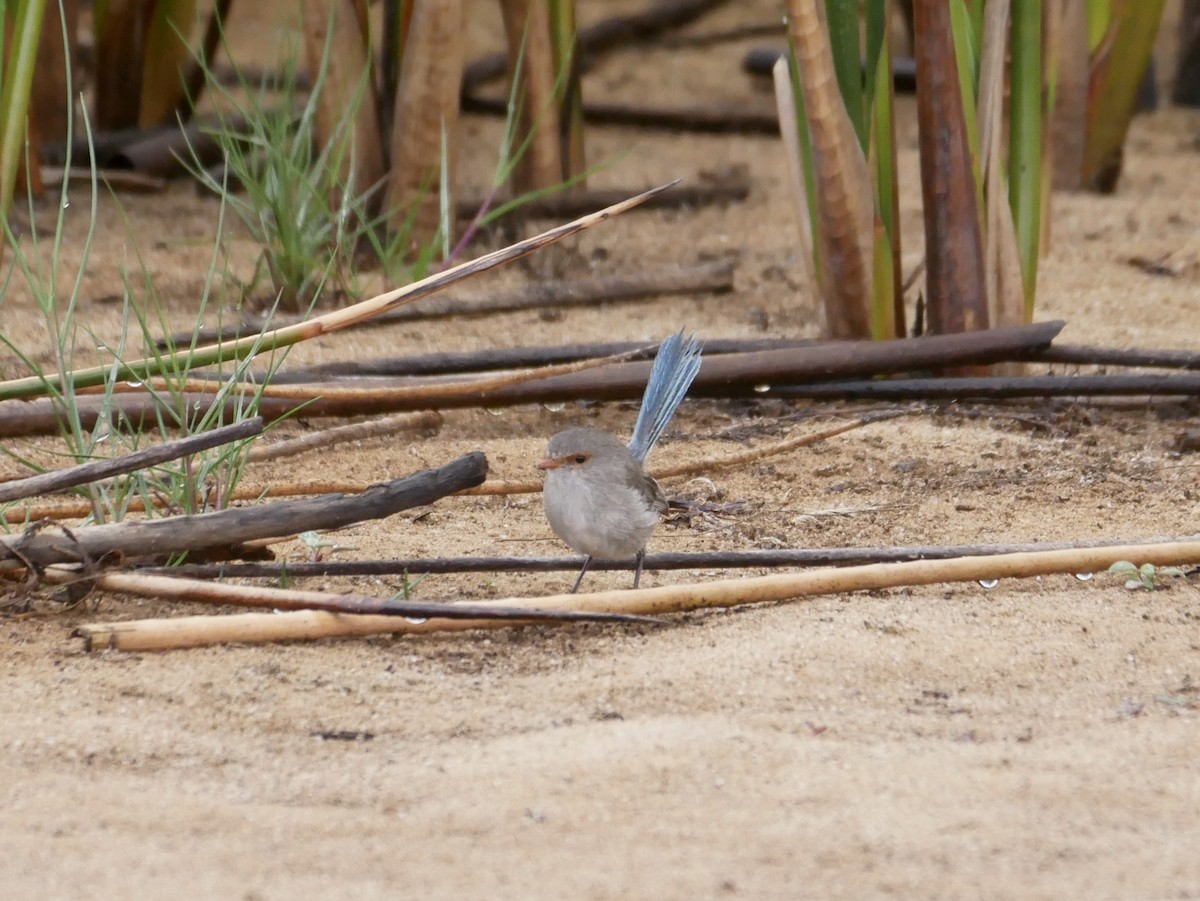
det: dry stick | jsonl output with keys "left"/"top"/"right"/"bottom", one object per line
{"left": 0, "top": 453, "right": 487, "bottom": 571}
{"left": 1035, "top": 343, "right": 1200, "bottom": 370}
{"left": 462, "top": 92, "right": 782, "bottom": 134}
{"left": 765, "top": 374, "right": 1200, "bottom": 400}
{"left": 155, "top": 534, "right": 1196, "bottom": 580}
{"left": 245, "top": 411, "right": 443, "bottom": 464}
{"left": 272, "top": 335, "right": 800, "bottom": 383}
{"left": 464, "top": 413, "right": 897, "bottom": 496}
{"left": 33, "top": 569, "right": 652, "bottom": 631}
{"left": 74, "top": 540, "right": 1200, "bottom": 651}
{"left": 164, "top": 259, "right": 736, "bottom": 352}
{"left": 0, "top": 418, "right": 263, "bottom": 504}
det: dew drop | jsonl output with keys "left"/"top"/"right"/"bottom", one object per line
{"left": 1074, "top": 572, "right": 1094, "bottom": 582}
{"left": 404, "top": 617, "right": 428, "bottom": 625}
{"left": 978, "top": 578, "right": 999, "bottom": 589}
{"left": 753, "top": 384, "right": 771, "bottom": 394}
{"left": 484, "top": 407, "right": 504, "bottom": 417}
{"left": 124, "top": 380, "right": 143, "bottom": 388}
{"left": 543, "top": 402, "right": 566, "bottom": 412}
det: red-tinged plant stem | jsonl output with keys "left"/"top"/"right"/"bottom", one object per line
{"left": 913, "top": 0, "right": 988, "bottom": 338}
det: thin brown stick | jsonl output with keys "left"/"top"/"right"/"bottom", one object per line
{"left": 246, "top": 412, "right": 442, "bottom": 464}
{"left": 461, "top": 92, "right": 782, "bottom": 134}
{"left": 39, "top": 569, "right": 651, "bottom": 632}
{"left": 163, "top": 259, "right": 737, "bottom": 349}
{"left": 0, "top": 453, "right": 487, "bottom": 571}
{"left": 1036, "top": 343, "right": 1200, "bottom": 370}
{"left": 155, "top": 534, "right": 1197, "bottom": 580}
{"left": 0, "top": 418, "right": 262, "bottom": 504}
{"left": 73, "top": 539, "right": 1200, "bottom": 651}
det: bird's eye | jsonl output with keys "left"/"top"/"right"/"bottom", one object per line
{"left": 573, "top": 453, "right": 588, "bottom": 464}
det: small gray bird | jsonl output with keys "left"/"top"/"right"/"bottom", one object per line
{"left": 537, "top": 331, "right": 702, "bottom": 592}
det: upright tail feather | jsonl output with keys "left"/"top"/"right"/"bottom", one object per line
{"left": 628, "top": 330, "right": 702, "bottom": 463}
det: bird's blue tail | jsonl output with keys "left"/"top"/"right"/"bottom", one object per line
{"left": 628, "top": 330, "right": 702, "bottom": 463}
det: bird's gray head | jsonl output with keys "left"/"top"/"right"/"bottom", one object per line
{"left": 536, "top": 427, "right": 637, "bottom": 478}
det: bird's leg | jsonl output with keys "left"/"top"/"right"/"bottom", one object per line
{"left": 633, "top": 549, "right": 646, "bottom": 589}
{"left": 571, "top": 556, "right": 593, "bottom": 593}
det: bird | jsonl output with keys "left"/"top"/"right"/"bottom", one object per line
{"left": 537, "top": 330, "right": 702, "bottom": 593}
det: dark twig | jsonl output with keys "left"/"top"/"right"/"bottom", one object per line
{"left": 148, "top": 534, "right": 1200, "bottom": 580}
{"left": 0, "top": 453, "right": 488, "bottom": 570}
{"left": 1035, "top": 343, "right": 1200, "bottom": 370}
{"left": 462, "top": 93, "right": 781, "bottom": 134}
{"left": 462, "top": 0, "right": 732, "bottom": 89}
{"left": 766, "top": 374, "right": 1200, "bottom": 400}
{"left": 0, "top": 418, "right": 263, "bottom": 504}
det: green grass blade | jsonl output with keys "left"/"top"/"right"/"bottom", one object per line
{"left": 0, "top": 0, "right": 49, "bottom": 216}
{"left": 1009, "top": 0, "right": 1043, "bottom": 313}
{"left": 824, "top": 0, "right": 866, "bottom": 150}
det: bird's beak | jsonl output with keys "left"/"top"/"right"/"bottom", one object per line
{"left": 536, "top": 455, "right": 564, "bottom": 471}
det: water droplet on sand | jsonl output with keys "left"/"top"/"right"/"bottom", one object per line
{"left": 978, "top": 578, "right": 999, "bottom": 589}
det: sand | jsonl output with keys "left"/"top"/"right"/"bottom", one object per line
{"left": 2, "top": 2, "right": 1200, "bottom": 898}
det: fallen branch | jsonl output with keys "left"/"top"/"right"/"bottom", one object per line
{"left": 73, "top": 539, "right": 1200, "bottom": 650}
{"left": 766, "top": 373, "right": 1200, "bottom": 400}
{"left": 1035, "top": 343, "right": 1200, "bottom": 370}
{"left": 245, "top": 411, "right": 442, "bottom": 464}
{"left": 0, "top": 321, "right": 1066, "bottom": 437}
{"left": 151, "top": 534, "right": 1200, "bottom": 580}
{"left": 36, "top": 570, "right": 651, "bottom": 640}
{"left": 0, "top": 419, "right": 262, "bottom": 504}
{"left": 0, "top": 452, "right": 487, "bottom": 571}
{"left": 165, "top": 259, "right": 736, "bottom": 350}
{"left": 272, "top": 335, "right": 804, "bottom": 383}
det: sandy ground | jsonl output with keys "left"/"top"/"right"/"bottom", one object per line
{"left": 3, "top": 2, "right": 1200, "bottom": 898}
